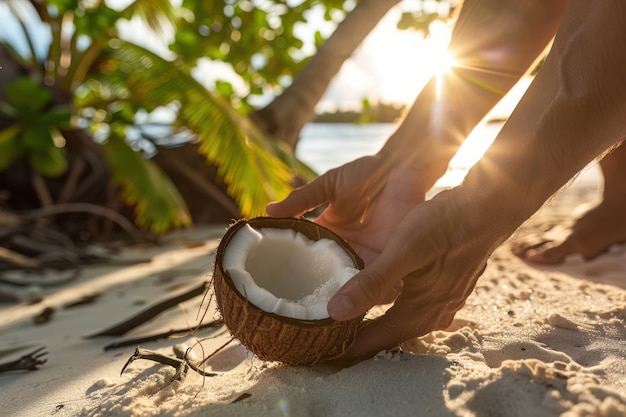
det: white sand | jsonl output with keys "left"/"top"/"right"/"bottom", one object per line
{"left": 1, "top": 167, "right": 625, "bottom": 417}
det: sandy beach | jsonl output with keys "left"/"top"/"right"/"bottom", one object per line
{"left": 1, "top": 163, "right": 625, "bottom": 417}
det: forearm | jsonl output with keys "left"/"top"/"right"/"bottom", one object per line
{"left": 380, "top": 0, "right": 569, "bottom": 188}
{"left": 458, "top": 0, "right": 626, "bottom": 245}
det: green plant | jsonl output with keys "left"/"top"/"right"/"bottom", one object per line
{"left": 0, "top": 77, "right": 71, "bottom": 177}
{"left": 0, "top": 0, "right": 319, "bottom": 233}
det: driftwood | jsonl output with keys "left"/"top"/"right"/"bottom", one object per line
{"left": 103, "top": 319, "right": 224, "bottom": 351}
{"left": 86, "top": 281, "right": 211, "bottom": 338}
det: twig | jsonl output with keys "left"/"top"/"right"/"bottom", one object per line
{"left": 0, "top": 209, "right": 22, "bottom": 227}
{"left": 56, "top": 156, "right": 86, "bottom": 204}
{"left": 194, "top": 338, "right": 233, "bottom": 369}
{"left": 0, "top": 247, "right": 40, "bottom": 269}
{"left": 120, "top": 346, "right": 216, "bottom": 378}
{"left": 86, "top": 281, "right": 211, "bottom": 338}
{"left": 31, "top": 173, "right": 54, "bottom": 208}
{"left": 103, "top": 319, "right": 224, "bottom": 350}
{"left": 25, "top": 203, "right": 145, "bottom": 243}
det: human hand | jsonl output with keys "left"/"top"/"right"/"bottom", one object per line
{"left": 267, "top": 155, "right": 429, "bottom": 266}
{"left": 267, "top": 156, "right": 494, "bottom": 364}
{"left": 323, "top": 189, "right": 496, "bottom": 365}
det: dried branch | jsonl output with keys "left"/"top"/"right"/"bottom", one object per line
{"left": 120, "top": 346, "right": 216, "bottom": 378}
{"left": 103, "top": 319, "right": 224, "bottom": 351}
{"left": 24, "top": 202, "right": 145, "bottom": 243}
{"left": 0, "top": 247, "right": 40, "bottom": 269}
{"left": 86, "top": 281, "right": 210, "bottom": 338}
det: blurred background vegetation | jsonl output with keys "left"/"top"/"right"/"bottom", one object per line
{"left": 0, "top": 0, "right": 453, "bottom": 250}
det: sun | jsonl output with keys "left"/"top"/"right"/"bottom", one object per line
{"left": 432, "top": 49, "right": 458, "bottom": 76}
{"left": 432, "top": 48, "right": 458, "bottom": 97}
{"left": 352, "top": 14, "right": 455, "bottom": 106}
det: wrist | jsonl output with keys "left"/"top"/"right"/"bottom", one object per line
{"left": 378, "top": 137, "right": 454, "bottom": 192}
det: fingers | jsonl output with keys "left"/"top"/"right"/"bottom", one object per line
{"left": 338, "top": 305, "right": 457, "bottom": 366}
{"left": 327, "top": 253, "right": 406, "bottom": 321}
{"left": 266, "top": 173, "right": 334, "bottom": 218}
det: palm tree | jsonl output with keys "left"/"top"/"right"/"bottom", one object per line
{"left": 0, "top": 0, "right": 451, "bottom": 243}
{"left": 0, "top": 0, "right": 308, "bottom": 237}
{"left": 250, "top": 0, "right": 454, "bottom": 150}
{"left": 251, "top": 0, "right": 402, "bottom": 150}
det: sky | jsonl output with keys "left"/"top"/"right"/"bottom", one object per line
{"left": 313, "top": 7, "right": 453, "bottom": 112}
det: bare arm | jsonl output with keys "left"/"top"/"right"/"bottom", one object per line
{"left": 329, "top": 0, "right": 626, "bottom": 363}
{"left": 380, "top": 0, "right": 569, "bottom": 189}
{"left": 267, "top": 0, "right": 570, "bottom": 266}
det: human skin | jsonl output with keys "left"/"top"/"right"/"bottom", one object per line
{"left": 269, "top": 0, "right": 569, "bottom": 268}
{"left": 512, "top": 141, "right": 626, "bottom": 263}
{"left": 268, "top": 0, "right": 626, "bottom": 363}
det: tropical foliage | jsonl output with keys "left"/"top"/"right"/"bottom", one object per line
{"left": 0, "top": 0, "right": 453, "bottom": 237}
{"left": 0, "top": 0, "right": 328, "bottom": 233}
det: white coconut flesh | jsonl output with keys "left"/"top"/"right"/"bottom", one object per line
{"left": 222, "top": 224, "right": 359, "bottom": 320}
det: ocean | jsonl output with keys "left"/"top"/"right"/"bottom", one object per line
{"left": 296, "top": 122, "right": 505, "bottom": 191}
{"left": 297, "top": 122, "right": 601, "bottom": 194}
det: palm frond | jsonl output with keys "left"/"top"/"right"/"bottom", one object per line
{"left": 102, "top": 41, "right": 300, "bottom": 217}
{"left": 102, "top": 134, "right": 191, "bottom": 234}
{"left": 120, "top": 0, "right": 178, "bottom": 36}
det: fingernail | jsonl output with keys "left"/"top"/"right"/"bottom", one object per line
{"left": 328, "top": 295, "right": 353, "bottom": 320}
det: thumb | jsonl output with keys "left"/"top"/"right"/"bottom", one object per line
{"left": 327, "top": 256, "right": 403, "bottom": 321}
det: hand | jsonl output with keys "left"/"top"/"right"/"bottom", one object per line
{"left": 267, "top": 155, "right": 428, "bottom": 266}
{"left": 267, "top": 155, "right": 494, "bottom": 364}
{"left": 325, "top": 189, "right": 494, "bottom": 365}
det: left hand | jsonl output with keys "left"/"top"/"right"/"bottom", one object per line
{"left": 267, "top": 155, "right": 428, "bottom": 266}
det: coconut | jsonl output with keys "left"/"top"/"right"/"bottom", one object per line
{"left": 213, "top": 217, "right": 364, "bottom": 365}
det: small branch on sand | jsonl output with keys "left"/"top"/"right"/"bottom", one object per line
{"left": 103, "top": 319, "right": 224, "bottom": 351}
{"left": 86, "top": 281, "right": 211, "bottom": 338}
{"left": 120, "top": 346, "right": 217, "bottom": 381}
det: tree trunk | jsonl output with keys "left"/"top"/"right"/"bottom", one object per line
{"left": 250, "top": 0, "right": 402, "bottom": 150}
{"left": 152, "top": 144, "right": 241, "bottom": 223}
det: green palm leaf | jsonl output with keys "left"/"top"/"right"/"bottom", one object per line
{"left": 120, "top": 0, "right": 178, "bottom": 36}
{"left": 102, "top": 41, "right": 299, "bottom": 217}
{"left": 103, "top": 133, "right": 191, "bottom": 234}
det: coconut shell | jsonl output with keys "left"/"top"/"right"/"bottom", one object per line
{"left": 213, "top": 217, "right": 364, "bottom": 365}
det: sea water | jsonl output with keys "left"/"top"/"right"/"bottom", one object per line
{"left": 297, "top": 122, "right": 601, "bottom": 195}
{"left": 296, "top": 121, "right": 505, "bottom": 192}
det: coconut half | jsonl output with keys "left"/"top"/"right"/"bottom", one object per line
{"left": 213, "top": 217, "right": 364, "bottom": 365}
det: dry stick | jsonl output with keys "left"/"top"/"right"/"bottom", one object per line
{"left": 102, "top": 319, "right": 224, "bottom": 351}
{"left": 186, "top": 338, "right": 233, "bottom": 377}
{"left": 0, "top": 209, "right": 22, "bottom": 228}
{"left": 31, "top": 173, "right": 54, "bottom": 207}
{"left": 120, "top": 346, "right": 216, "bottom": 378}
{"left": 0, "top": 347, "right": 48, "bottom": 373}
{"left": 196, "top": 337, "right": 233, "bottom": 367}
{"left": 0, "top": 247, "right": 40, "bottom": 269}
{"left": 25, "top": 203, "right": 145, "bottom": 243}
{"left": 86, "top": 281, "right": 211, "bottom": 338}
{"left": 56, "top": 156, "right": 86, "bottom": 204}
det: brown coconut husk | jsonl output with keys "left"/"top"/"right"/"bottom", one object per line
{"left": 213, "top": 217, "right": 364, "bottom": 366}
